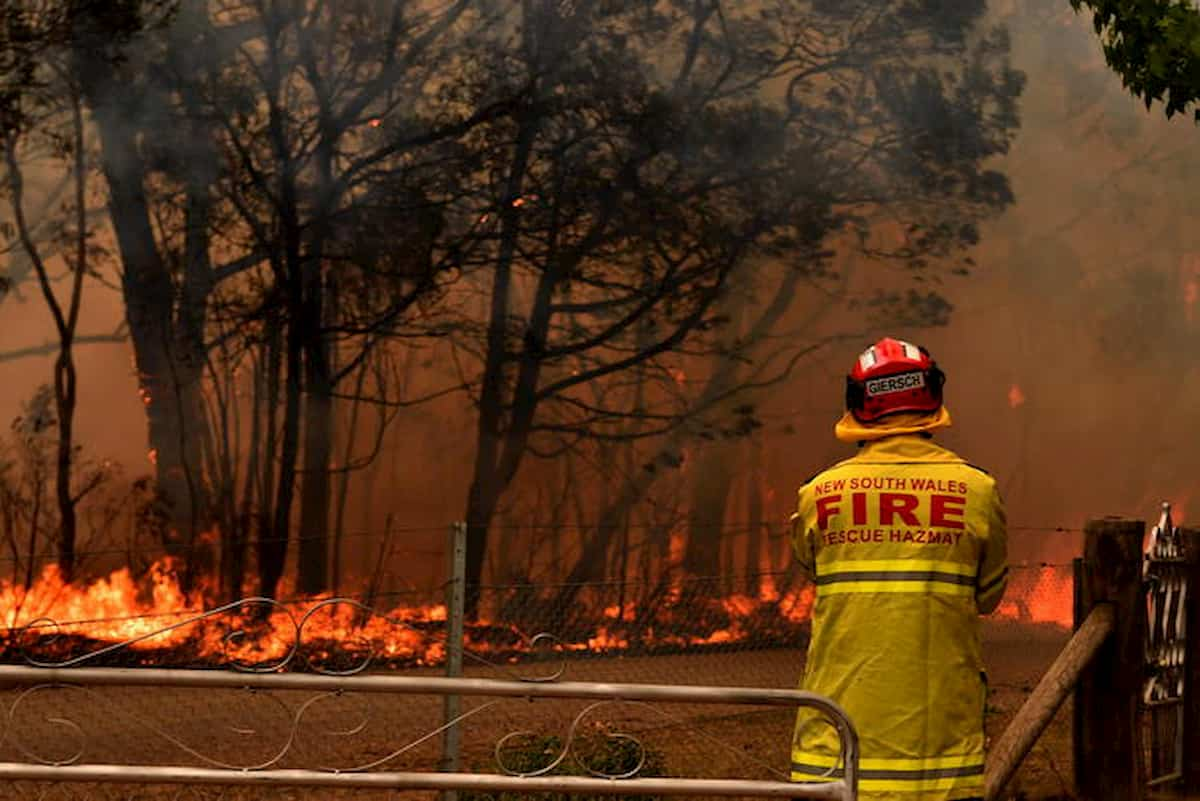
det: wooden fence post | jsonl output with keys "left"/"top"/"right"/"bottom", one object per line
{"left": 1073, "top": 517, "right": 1145, "bottom": 801}
{"left": 1182, "top": 527, "right": 1200, "bottom": 793}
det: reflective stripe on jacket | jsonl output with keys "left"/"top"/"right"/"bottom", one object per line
{"left": 790, "top": 434, "right": 1008, "bottom": 801}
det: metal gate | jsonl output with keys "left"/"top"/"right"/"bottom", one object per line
{"left": 1143, "top": 502, "right": 1190, "bottom": 787}
{"left": 0, "top": 597, "right": 858, "bottom": 800}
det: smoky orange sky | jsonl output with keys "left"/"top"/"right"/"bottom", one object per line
{"left": 1, "top": 3, "right": 1196, "bottom": 581}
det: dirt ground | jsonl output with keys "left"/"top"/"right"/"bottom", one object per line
{"left": 0, "top": 621, "right": 1077, "bottom": 800}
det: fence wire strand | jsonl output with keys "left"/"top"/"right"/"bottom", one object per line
{"left": 0, "top": 529, "right": 1080, "bottom": 801}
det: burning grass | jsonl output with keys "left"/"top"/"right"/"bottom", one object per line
{"left": 0, "top": 558, "right": 820, "bottom": 671}
{"left": 0, "top": 557, "right": 1073, "bottom": 671}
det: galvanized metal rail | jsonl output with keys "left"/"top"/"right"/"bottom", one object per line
{"left": 0, "top": 665, "right": 859, "bottom": 799}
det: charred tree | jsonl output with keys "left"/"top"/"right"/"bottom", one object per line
{"left": 64, "top": 1, "right": 245, "bottom": 576}
{"left": 2, "top": 112, "right": 87, "bottom": 580}
{"left": 262, "top": 260, "right": 303, "bottom": 599}
{"left": 255, "top": 306, "right": 283, "bottom": 596}
{"left": 682, "top": 285, "right": 750, "bottom": 579}
{"left": 745, "top": 434, "right": 765, "bottom": 594}
{"left": 464, "top": 96, "right": 539, "bottom": 618}
{"left": 203, "top": 0, "right": 474, "bottom": 598}
{"left": 455, "top": 0, "right": 1023, "bottom": 620}
{"left": 297, "top": 270, "right": 334, "bottom": 594}
{"left": 0, "top": 10, "right": 108, "bottom": 581}
{"left": 684, "top": 450, "right": 738, "bottom": 580}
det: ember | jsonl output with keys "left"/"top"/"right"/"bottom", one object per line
{"left": 1182, "top": 253, "right": 1200, "bottom": 324}
{"left": 1008, "top": 383, "right": 1026, "bottom": 408}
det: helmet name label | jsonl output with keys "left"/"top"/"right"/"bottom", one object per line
{"left": 864, "top": 371, "right": 925, "bottom": 397}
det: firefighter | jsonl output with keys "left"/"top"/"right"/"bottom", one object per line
{"left": 790, "top": 337, "right": 1008, "bottom": 801}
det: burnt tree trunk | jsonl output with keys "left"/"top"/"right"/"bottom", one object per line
{"left": 332, "top": 355, "right": 370, "bottom": 596}
{"left": 549, "top": 268, "right": 805, "bottom": 613}
{"left": 463, "top": 110, "right": 538, "bottom": 621}
{"left": 681, "top": 285, "right": 747, "bottom": 578}
{"left": 258, "top": 12, "right": 313, "bottom": 599}
{"left": 297, "top": 267, "right": 333, "bottom": 595}
{"left": 52, "top": 358, "right": 77, "bottom": 581}
{"left": 683, "top": 444, "right": 737, "bottom": 579}
{"left": 174, "top": 75, "right": 219, "bottom": 588}
{"left": 262, "top": 282, "right": 302, "bottom": 599}
{"left": 745, "top": 435, "right": 764, "bottom": 594}
{"left": 464, "top": 477, "right": 503, "bottom": 620}
{"left": 6, "top": 84, "right": 91, "bottom": 583}
{"left": 228, "top": 351, "right": 262, "bottom": 601}
{"left": 294, "top": 107, "right": 342, "bottom": 596}
{"left": 72, "top": 33, "right": 213, "bottom": 560}
{"left": 255, "top": 312, "right": 282, "bottom": 594}
{"left": 54, "top": 93, "right": 85, "bottom": 578}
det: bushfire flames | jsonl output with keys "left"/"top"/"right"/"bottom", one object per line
{"left": 1007, "top": 383, "right": 1026, "bottom": 409}
{"left": 0, "top": 558, "right": 1072, "bottom": 670}
{"left": 994, "top": 565, "right": 1074, "bottom": 628}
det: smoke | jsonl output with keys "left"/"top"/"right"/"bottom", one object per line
{"left": 0, "top": 0, "right": 1194, "bottom": 590}
{"left": 890, "top": 3, "right": 1200, "bottom": 560}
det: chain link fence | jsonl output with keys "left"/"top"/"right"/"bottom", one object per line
{"left": 982, "top": 562, "right": 1077, "bottom": 799}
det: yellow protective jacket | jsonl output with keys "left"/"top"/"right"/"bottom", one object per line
{"left": 790, "top": 433, "right": 1007, "bottom": 801}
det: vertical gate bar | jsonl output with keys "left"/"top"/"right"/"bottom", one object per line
{"left": 1142, "top": 508, "right": 1192, "bottom": 788}
{"left": 441, "top": 521, "right": 468, "bottom": 801}
{"left": 1173, "top": 549, "right": 1186, "bottom": 785}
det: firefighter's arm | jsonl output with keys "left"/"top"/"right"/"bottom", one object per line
{"left": 976, "top": 483, "right": 1009, "bottom": 614}
{"left": 791, "top": 483, "right": 817, "bottom": 577}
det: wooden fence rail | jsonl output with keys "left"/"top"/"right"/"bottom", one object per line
{"left": 984, "top": 603, "right": 1114, "bottom": 800}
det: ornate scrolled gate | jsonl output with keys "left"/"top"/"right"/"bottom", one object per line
{"left": 0, "top": 597, "right": 858, "bottom": 800}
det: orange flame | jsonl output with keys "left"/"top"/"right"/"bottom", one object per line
{"left": 994, "top": 565, "right": 1073, "bottom": 628}
{"left": 668, "top": 528, "right": 685, "bottom": 567}
{"left": 1007, "top": 384, "right": 1025, "bottom": 408}
{"left": 6, "top": 559, "right": 454, "bottom": 667}
{"left": 1181, "top": 253, "right": 1200, "bottom": 324}
{"left": 779, "top": 584, "right": 815, "bottom": 623}
{"left": 1170, "top": 498, "right": 1188, "bottom": 526}
{"left": 2, "top": 552, "right": 1072, "bottom": 668}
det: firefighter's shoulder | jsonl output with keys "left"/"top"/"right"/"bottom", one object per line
{"left": 798, "top": 467, "right": 836, "bottom": 490}
{"left": 961, "top": 462, "right": 1001, "bottom": 493}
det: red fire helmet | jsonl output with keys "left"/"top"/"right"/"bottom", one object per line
{"left": 845, "top": 337, "right": 945, "bottom": 422}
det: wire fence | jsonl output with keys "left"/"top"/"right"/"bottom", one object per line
{"left": 0, "top": 547, "right": 1081, "bottom": 801}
